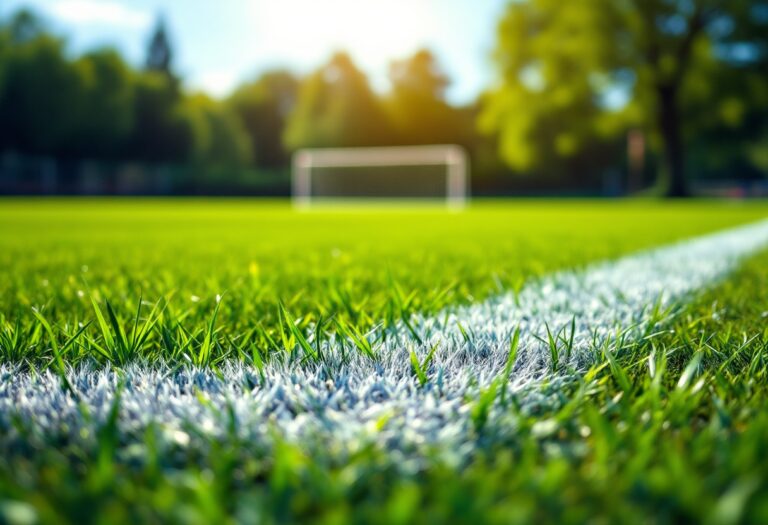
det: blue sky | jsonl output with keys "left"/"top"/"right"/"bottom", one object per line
{"left": 1, "top": 0, "right": 509, "bottom": 104}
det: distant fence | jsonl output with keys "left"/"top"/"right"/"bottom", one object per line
{"left": 693, "top": 180, "right": 768, "bottom": 199}
{"left": 0, "top": 151, "right": 622, "bottom": 197}
{"left": 0, "top": 152, "right": 291, "bottom": 196}
{"left": 4, "top": 151, "right": 764, "bottom": 198}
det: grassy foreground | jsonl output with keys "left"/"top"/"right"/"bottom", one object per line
{"left": 1, "top": 198, "right": 766, "bottom": 367}
{"left": 1, "top": 199, "right": 768, "bottom": 524}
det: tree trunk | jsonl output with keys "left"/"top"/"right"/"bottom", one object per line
{"left": 657, "top": 84, "right": 688, "bottom": 197}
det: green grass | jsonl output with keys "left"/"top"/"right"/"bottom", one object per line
{"left": 1, "top": 198, "right": 767, "bottom": 367}
{"left": 2, "top": 198, "right": 768, "bottom": 524}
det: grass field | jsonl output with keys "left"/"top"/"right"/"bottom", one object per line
{"left": 2, "top": 199, "right": 768, "bottom": 524}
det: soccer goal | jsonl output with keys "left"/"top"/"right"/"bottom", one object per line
{"left": 291, "top": 145, "right": 469, "bottom": 208}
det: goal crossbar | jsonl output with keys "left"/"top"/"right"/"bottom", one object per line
{"left": 292, "top": 145, "right": 468, "bottom": 208}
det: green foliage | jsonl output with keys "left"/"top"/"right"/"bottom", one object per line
{"left": 0, "top": 9, "right": 491, "bottom": 182}
{"left": 69, "top": 49, "right": 135, "bottom": 159}
{"left": 183, "top": 93, "right": 252, "bottom": 168}
{"left": 385, "top": 49, "right": 468, "bottom": 146}
{"left": 127, "top": 71, "right": 194, "bottom": 163}
{"left": 409, "top": 342, "right": 439, "bottom": 386}
{"left": 0, "top": 28, "right": 86, "bottom": 156}
{"left": 0, "top": 10, "right": 246, "bottom": 172}
{"left": 285, "top": 50, "right": 475, "bottom": 155}
{"left": 481, "top": 1, "right": 624, "bottom": 173}
{"left": 228, "top": 70, "right": 299, "bottom": 167}
{"left": 482, "top": 0, "right": 768, "bottom": 194}
{"left": 284, "top": 52, "right": 393, "bottom": 149}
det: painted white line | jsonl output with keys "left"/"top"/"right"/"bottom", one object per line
{"left": 2, "top": 219, "right": 768, "bottom": 461}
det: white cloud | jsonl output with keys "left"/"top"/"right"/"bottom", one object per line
{"left": 45, "top": 0, "right": 150, "bottom": 29}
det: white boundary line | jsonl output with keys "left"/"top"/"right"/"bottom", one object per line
{"left": 2, "top": 219, "right": 768, "bottom": 461}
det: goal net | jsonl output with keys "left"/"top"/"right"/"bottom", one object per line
{"left": 291, "top": 145, "right": 469, "bottom": 208}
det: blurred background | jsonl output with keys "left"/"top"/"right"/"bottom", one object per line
{"left": 0, "top": 0, "right": 766, "bottom": 198}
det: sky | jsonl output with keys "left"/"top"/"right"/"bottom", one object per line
{"left": 1, "top": 0, "right": 509, "bottom": 104}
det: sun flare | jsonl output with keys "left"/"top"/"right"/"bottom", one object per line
{"left": 253, "top": 0, "right": 436, "bottom": 70}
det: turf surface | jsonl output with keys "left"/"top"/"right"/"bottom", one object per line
{"left": 1, "top": 198, "right": 767, "bottom": 366}
{"left": 1, "top": 199, "right": 768, "bottom": 524}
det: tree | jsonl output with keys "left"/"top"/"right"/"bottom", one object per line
{"left": 682, "top": 17, "right": 768, "bottom": 182}
{"left": 386, "top": 49, "right": 467, "bottom": 146}
{"left": 67, "top": 49, "right": 134, "bottom": 159}
{"left": 482, "top": 0, "right": 768, "bottom": 196}
{"left": 126, "top": 71, "right": 193, "bottom": 163}
{"left": 145, "top": 16, "right": 173, "bottom": 76}
{"left": 127, "top": 16, "right": 192, "bottom": 163}
{"left": 0, "top": 17, "right": 84, "bottom": 157}
{"left": 2, "top": 8, "right": 45, "bottom": 45}
{"left": 183, "top": 93, "right": 252, "bottom": 168}
{"left": 284, "top": 52, "right": 392, "bottom": 149}
{"left": 228, "top": 70, "right": 298, "bottom": 167}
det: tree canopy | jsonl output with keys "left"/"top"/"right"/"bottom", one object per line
{"left": 386, "top": 49, "right": 467, "bottom": 146}
{"left": 228, "top": 71, "right": 299, "bottom": 167}
{"left": 482, "top": 0, "right": 768, "bottom": 195}
{"left": 284, "top": 52, "right": 393, "bottom": 149}
{"left": 145, "top": 17, "right": 173, "bottom": 76}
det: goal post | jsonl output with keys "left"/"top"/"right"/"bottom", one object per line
{"left": 291, "top": 145, "right": 469, "bottom": 208}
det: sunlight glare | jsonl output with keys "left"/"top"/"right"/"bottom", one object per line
{"left": 252, "top": 0, "right": 437, "bottom": 74}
